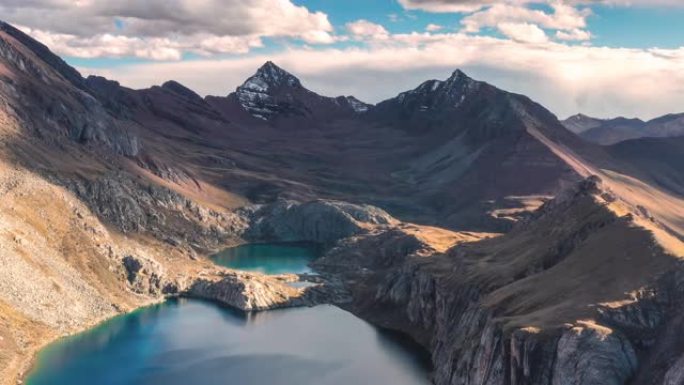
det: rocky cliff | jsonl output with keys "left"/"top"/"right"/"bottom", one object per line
{"left": 317, "top": 177, "right": 684, "bottom": 385}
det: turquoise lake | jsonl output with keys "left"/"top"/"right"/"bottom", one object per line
{"left": 211, "top": 242, "right": 320, "bottom": 275}
{"left": 26, "top": 300, "right": 431, "bottom": 385}
{"left": 26, "top": 243, "right": 431, "bottom": 385}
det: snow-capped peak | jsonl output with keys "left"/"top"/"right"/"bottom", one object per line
{"left": 391, "top": 69, "right": 480, "bottom": 109}
{"left": 241, "top": 61, "right": 302, "bottom": 92}
{"left": 233, "top": 61, "right": 371, "bottom": 121}
{"left": 233, "top": 62, "right": 305, "bottom": 120}
{"left": 345, "top": 96, "right": 371, "bottom": 113}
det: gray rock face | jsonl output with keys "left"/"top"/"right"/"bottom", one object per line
{"left": 318, "top": 228, "right": 426, "bottom": 271}
{"left": 368, "top": 258, "right": 642, "bottom": 385}
{"left": 0, "top": 25, "right": 140, "bottom": 156}
{"left": 246, "top": 199, "right": 397, "bottom": 244}
{"left": 60, "top": 171, "right": 248, "bottom": 249}
{"left": 186, "top": 271, "right": 349, "bottom": 312}
{"left": 188, "top": 274, "right": 294, "bottom": 311}
{"left": 121, "top": 255, "right": 170, "bottom": 296}
{"left": 663, "top": 355, "right": 684, "bottom": 385}
{"left": 552, "top": 324, "right": 637, "bottom": 385}
{"left": 316, "top": 178, "right": 684, "bottom": 385}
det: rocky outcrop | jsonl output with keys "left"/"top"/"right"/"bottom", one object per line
{"left": 188, "top": 272, "right": 298, "bottom": 311}
{"left": 58, "top": 171, "right": 248, "bottom": 250}
{"left": 318, "top": 177, "right": 683, "bottom": 385}
{"left": 121, "top": 255, "right": 178, "bottom": 296}
{"left": 246, "top": 199, "right": 398, "bottom": 244}
{"left": 186, "top": 270, "right": 350, "bottom": 312}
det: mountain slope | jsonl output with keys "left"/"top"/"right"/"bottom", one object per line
{"left": 321, "top": 175, "right": 683, "bottom": 385}
{"left": 562, "top": 113, "right": 604, "bottom": 134}
{"left": 365, "top": 69, "right": 588, "bottom": 229}
{"left": 562, "top": 113, "right": 684, "bottom": 145}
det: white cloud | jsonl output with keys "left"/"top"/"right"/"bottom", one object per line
{"left": 426, "top": 23, "right": 444, "bottom": 32}
{"left": 398, "top": 0, "right": 684, "bottom": 13}
{"left": 398, "top": 0, "right": 528, "bottom": 13}
{"left": 461, "top": 3, "right": 590, "bottom": 34}
{"left": 556, "top": 28, "right": 592, "bottom": 41}
{"left": 497, "top": 22, "right": 549, "bottom": 44}
{"left": 80, "top": 33, "right": 684, "bottom": 120}
{"left": 0, "top": 0, "right": 335, "bottom": 59}
{"left": 346, "top": 20, "right": 390, "bottom": 41}
{"left": 17, "top": 26, "right": 264, "bottom": 60}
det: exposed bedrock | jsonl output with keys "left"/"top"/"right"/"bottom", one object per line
{"left": 187, "top": 273, "right": 301, "bottom": 311}
{"left": 53, "top": 171, "right": 249, "bottom": 252}
{"left": 184, "top": 199, "right": 396, "bottom": 311}
{"left": 315, "top": 177, "right": 684, "bottom": 385}
{"left": 186, "top": 271, "right": 350, "bottom": 312}
{"left": 244, "top": 199, "right": 398, "bottom": 244}
{"left": 110, "top": 198, "right": 391, "bottom": 313}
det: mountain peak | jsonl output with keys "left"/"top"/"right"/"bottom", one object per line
{"left": 234, "top": 61, "right": 362, "bottom": 121}
{"left": 445, "top": 69, "right": 476, "bottom": 89}
{"left": 161, "top": 80, "right": 204, "bottom": 104}
{"left": 246, "top": 61, "right": 302, "bottom": 90}
{"left": 390, "top": 68, "right": 481, "bottom": 110}
{"left": 449, "top": 69, "right": 469, "bottom": 80}
{"left": 567, "top": 113, "right": 596, "bottom": 120}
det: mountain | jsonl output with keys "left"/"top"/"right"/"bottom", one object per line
{"left": 217, "top": 61, "right": 370, "bottom": 123}
{"left": 365, "top": 69, "right": 586, "bottom": 229}
{"left": 562, "top": 113, "right": 684, "bottom": 145}
{"left": 609, "top": 135, "right": 684, "bottom": 196}
{"left": 1, "top": 20, "right": 684, "bottom": 385}
{"left": 647, "top": 113, "right": 684, "bottom": 137}
{"left": 562, "top": 113, "right": 604, "bottom": 134}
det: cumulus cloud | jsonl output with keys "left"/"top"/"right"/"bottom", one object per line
{"left": 81, "top": 33, "right": 684, "bottom": 120}
{"left": 0, "top": 0, "right": 335, "bottom": 59}
{"left": 461, "top": 3, "right": 590, "bottom": 33}
{"left": 556, "top": 28, "right": 592, "bottom": 41}
{"left": 426, "top": 24, "right": 444, "bottom": 31}
{"left": 497, "top": 22, "right": 548, "bottom": 44}
{"left": 18, "top": 26, "right": 264, "bottom": 60}
{"left": 398, "top": 0, "right": 527, "bottom": 13}
{"left": 346, "top": 20, "right": 390, "bottom": 41}
{"left": 398, "top": 0, "right": 684, "bottom": 13}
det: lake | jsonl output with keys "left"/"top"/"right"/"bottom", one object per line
{"left": 211, "top": 242, "right": 320, "bottom": 275}
{"left": 27, "top": 243, "right": 431, "bottom": 385}
{"left": 26, "top": 300, "right": 431, "bottom": 385}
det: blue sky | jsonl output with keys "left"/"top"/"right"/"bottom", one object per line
{"left": 1, "top": 0, "right": 683, "bottom": 119}
{"left": 298, "top": 0, "right": 684, "bottom": 49}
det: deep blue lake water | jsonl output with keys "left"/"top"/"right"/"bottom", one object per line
{"left": 211, "top": 242, "right": 320, "bottom": 275}
{"left": 27, "top": 243, "right": 431, "bottom": 385}
{"left": 26, "top": 300, "right": 431, "bottom": 385}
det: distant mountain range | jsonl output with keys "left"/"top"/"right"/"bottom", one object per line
{"left": 562, "top": 112, "right": 684, "bottom": 145}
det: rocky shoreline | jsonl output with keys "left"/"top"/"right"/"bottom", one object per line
{"left": 8, "top": 197, "right": 394, "bottom": 384}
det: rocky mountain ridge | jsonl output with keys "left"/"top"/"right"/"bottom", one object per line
{"left": 562, "top": 112, "right": 684, "bottom": 145}
{"left": 231, "top": 61, "right": 370, "bottom": 121}
{"left": 317, "top": 176, "right": 684, "bottom": 385}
